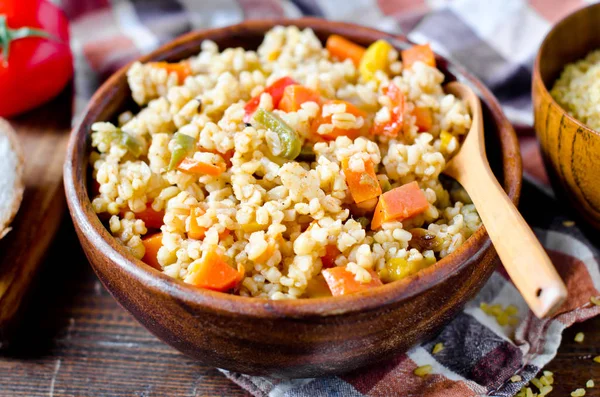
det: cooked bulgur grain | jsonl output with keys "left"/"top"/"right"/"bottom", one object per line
{"left": 551, "top": 50, "right": 600, "bottom": 131}
{"left": 89, "top": 27, "right": 478, "bottom": 298}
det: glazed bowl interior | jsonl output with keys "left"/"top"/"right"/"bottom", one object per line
{"left": 65, "top": 18, "right": 521, "bottom": 318}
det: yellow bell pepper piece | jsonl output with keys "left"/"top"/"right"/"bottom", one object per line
{"left": 440, "top": 130, "right": 453, "bottom": 151}
{"left": 359, "top": 39, "right": 393, "bottom": 81}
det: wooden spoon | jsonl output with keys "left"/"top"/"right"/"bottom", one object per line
{"left": 443, "top": 81, "right": 567, "bottom": 318}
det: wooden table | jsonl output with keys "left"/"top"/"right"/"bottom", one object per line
{"left": 0, "top": 97, "right": 599, "bottom": 397}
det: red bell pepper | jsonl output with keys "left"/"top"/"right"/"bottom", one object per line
{"left": 243, "top": 76, "right": 297, "bottom": 123}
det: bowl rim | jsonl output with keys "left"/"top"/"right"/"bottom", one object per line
{"left": 533, "top": 2, "right": 600, "bottom": 139}
{"left": 64, "top": 17, "right": 522, "bottom": 319}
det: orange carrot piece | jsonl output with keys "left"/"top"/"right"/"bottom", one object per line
{"left": 413, "top": 107, "right": 433, "bottom": 132}
{"left": 142, "top": 233, "right": 163, "bottom": 270}
{"left": 401, "top": 43, "right": 436, "bottom": 69}
{"left": 177, "top": 157, "right": 226, "bottom": 176}
{"left": 322, "top": 267, "right": 382, "bottom": 296}
{"left": 342, "top": 158, "right": 382, "bottom": 203}
{"left": 243, "top": 76, "right": 297, "bottom": 123}
{"left": 326, "top": 34, "right": 366, "bottom": 67}
{"left": 371, "top": 181, "right": 429, "bottom": 229}
{"left": 278, "top": 85, "right": 321, "bottom": 113}
{"left": 371, "top": 82, "right": 405, "bottom": 137}
{"left": 129, "top": 204, "right": 165, "bottom": 230}
{"left": 150, "top": 61, "right": 192, "bottom": 83}
{"left": 311, "top": 99, "right": 367, "bottom": 140}
{"left": 321, "top": 244, "right": 340, "bottom": 269}
{"left": 185, "top": 247, "right": 243, "bottom": 291}
{"left": 188, "top": 206, "right": 207, "bottom": 240}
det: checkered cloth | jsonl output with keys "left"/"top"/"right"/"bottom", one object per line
{"left": 62, "top": 0, "right": 600, "bottom": 395}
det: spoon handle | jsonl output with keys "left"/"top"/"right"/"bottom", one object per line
{"left": 448, "top": 154, "right": 567, "bottom": 318}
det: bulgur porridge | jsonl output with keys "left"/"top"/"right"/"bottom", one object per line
{"left": 89, "top": 26, "right": 480, "bottom": 299}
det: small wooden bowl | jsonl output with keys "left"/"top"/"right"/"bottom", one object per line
{"left": 64, "top": 18, "right": 521, "bottom": 377}
{"left": 533, "top": 4, "right": 600, "bottom": 229}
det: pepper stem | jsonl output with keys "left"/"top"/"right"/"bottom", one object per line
{"left": 0, "top": 15, "right": 56, "bottom": 66}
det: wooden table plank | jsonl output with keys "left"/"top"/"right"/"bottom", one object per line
{"left": 0, "top": 88, "right": 72, "bottom": 337}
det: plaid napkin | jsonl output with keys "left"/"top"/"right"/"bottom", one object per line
{"left": 62, "top": 0, "right": 600, "bottom": 395}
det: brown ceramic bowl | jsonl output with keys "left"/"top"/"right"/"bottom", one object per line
{"left": 64, "top": 18, "right": 521, "bottom": 377}
{"left": 533, "top": 3, "right": 600, "bottom": 229}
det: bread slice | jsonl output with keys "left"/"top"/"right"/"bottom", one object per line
{"left": 0, "top": 118, "right": 24, "bottom": 239}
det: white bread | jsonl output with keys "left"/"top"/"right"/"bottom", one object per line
{"left": 0, "top": 118, "right": 24, "bottom": 239}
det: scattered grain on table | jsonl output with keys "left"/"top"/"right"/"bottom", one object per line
{"left": 586, "top": 379, "right": 594, "bottom": 388}
{"left": 571, "top": 388, "right": 586, "bottom": 397}
{"left": 432, "top": 343, "right": 444, "bottom": 354}
{"left": 414, "top": 365, "right": 432, "bottom": 377}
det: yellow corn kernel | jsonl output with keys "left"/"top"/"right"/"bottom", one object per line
{"left": 510, "top": 375, "right": 522, "bottom": 382}
{"left": 593, "top": 356, "right": 600, "bottom": 363}
{"left": 587, "top": 379, "right": 594, "bottom": 388}
{"left": 359, "top": 39, "right": 393, "bottom": 81}
{"left": 575, "top": 332, "right": 585, "bottom": 343}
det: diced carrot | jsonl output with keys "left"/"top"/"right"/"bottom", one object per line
{"left": 149, "top": 61, "right": 192, "bottom": 83}
{"left": 401, "top": 43, "right": 436, "bottom": 69}
{"left": 305, "top": 275, "right": 333, "bottom": 298}
{"left": 188, "top": 206, "right": 207, "bottom": 240}
{"left": 371, "top": 181, "right": 429, "bottom": 229}
{"left": 371, "top": 82, "right": 405, "bottom": 137}
{"left": 177, "top": 157, "right": 226, "bottom": 176}
{"left": 128, "top": 204, "right": 164, "bottom": 230}
{"left": 243, "top": 76, "right": 297, "bottom": 123}
{"left": 278, "top": 85, "right": 321, "bottom": 113}
{"left": 326, "top": 34, "right": 366, "bottom": 67}
{"left": 311, "top": 100, "right": 367, "bottom": 140}
{"left": 185, "top": 247, "right": 243, "bottom": 292}
{"left": 413, "top": 107, "right": 433, "bottom": 132}
{"left": 322, "top": 267, "right": 382, "bottom": 296}
{"left": 321, "top": 244, "right": 340, "bottom": 269}
{"left": 342, "top": 157, "right": 382, "bottom": 203}
{"left": 142, "top": 233, "right": 163, "bottom": 270}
